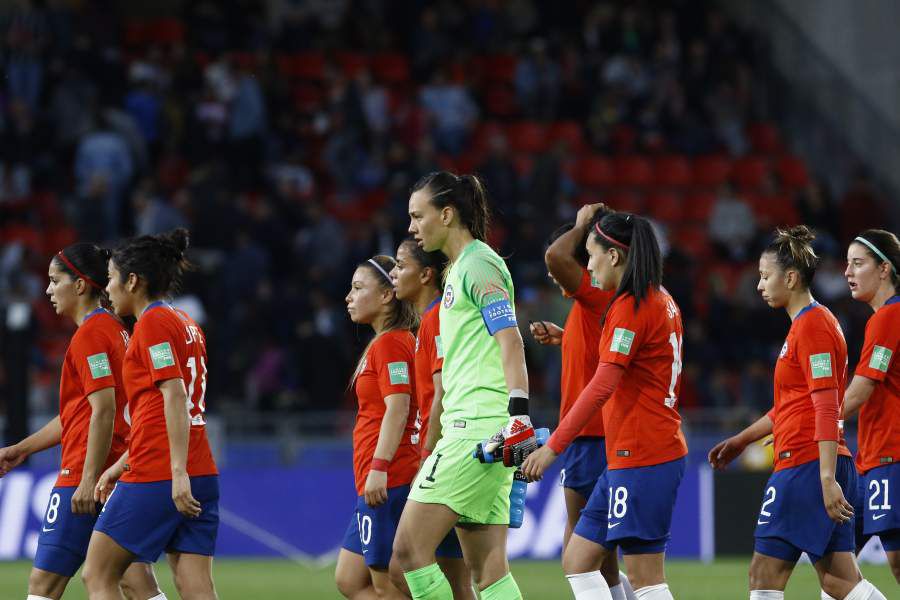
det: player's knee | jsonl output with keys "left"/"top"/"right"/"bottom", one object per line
{"left": 391, "top": 534, "right": 416, "bottom": 571}
{"left": 172, "top": 571, "right": 215, "bottom": 600}
{"left": 27, "top": 569, "right": 59, "bottom": 598}
{"left": 334, "top": 568, "right": 366, "bottom": 599}
{"left": 889, "top": 556, "right": 900, "bottom": 584}
{"left": 561, "top": 543, "right": 601, "bottom": 576}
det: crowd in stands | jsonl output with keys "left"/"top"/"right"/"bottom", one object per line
{"left": 0, "top": 0, "right": 891, "bottom": 432}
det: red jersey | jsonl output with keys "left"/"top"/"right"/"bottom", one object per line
{"left": 855, "top": 296, "right": 900, "bottom": 474}
{"left": 598, "top": 287, "right": 688, "bottom": 469}
{"left": 414, "top": 299, "right": 443, "bottom": 448}
{"left": 352, "top": 329, "right": 419, "bottom": 495}
{"left": 561, "top": 269, "right": 614, "bottom": 437}
{"left": 769, "top": 303, "right": 851, "bottom": 472}
{"left": 57, "top": 309, "right": 130, "bottom": 487}
{"left": 120, "top": 302, "right": 218, "bottom": 483}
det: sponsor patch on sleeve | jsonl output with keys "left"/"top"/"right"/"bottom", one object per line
{"left": 435, "top": 335, "right": 444, "bottom": 359}
{"left": 869, "top": 345, "right": 893, "bottom": 373}
{"left": 149, "top": 342, "right": 176, "bottom": 370}
{"left": 609, "top": 328, "right": 635, "bottom": 355}
{"left": 87, "top": 353, "right": 112, "bottom": 379}
{"left": 809, "top": 353, "right": 833, "bottom": 379}
{"left": 388, "top": 361, "right": 410, "bottom": 385}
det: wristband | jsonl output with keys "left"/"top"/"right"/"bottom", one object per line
{"left": 370, "top": 457, "right": 390, "bottom": 472}
{"left": 508, "top": 392, "right": 529, "bottom": 416}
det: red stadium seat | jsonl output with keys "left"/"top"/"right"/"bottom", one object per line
{"left": 571, "top": 156, "right": 614, "bottom": 188}
{"left": 682, "top": 192, "right": 717, "bottom": 222}
{"left": 653, "top": 155, "right": 692, "bottom": 187}
{"left": 124, "top": 20, "right": 150, "bottom": 47}
{"left": 484, "top": 84, "right": 518, "bottom": 118}
{"left": 646, "top": 191, "right": 683, "bottom": 224}
{"left": 671, "top": 225, "right": 712, "bottom": 260}
{"left": 691, "top": 156, "right": 732, "bottom": 188}
{"left": 776, "top": 156, "right": 810, "bottom": 189}
{"left": 484, "top": 54, "right": 518, "bottom": 83}
{"left": 506, "top": 122, "right": 548, "bottom": 154}
{"left": 733, "top": 156, "right": 770, "bottom": 190}
{"left": 511, "top": 154, "right": 534, "bottom": 178}
{"left": 291, "top": 52, "right": 327, "bottom": 80}
{"left": 611, "top": 124, "right": 637, "bottom": 154}
{"left": 336, "top": 52, "right": 369, "bottom": 77}
{"left": 292, "top": 83, "right": 325, "bottom": 113}
{"left": 747, "top": 122, "right": 783, "bottom": 154}
{"left": 149, "top": 18, "right": 185, "bottom": 45}
{"left": 574, "top": 192, "right": 603, "bottom": 208}
{"left": 605, "top": 191, "right": 644, "bottom": 214}
{"left": 547, "top": 121, "right": 586, "bottom": 153}
{"left": 471, "top": 121, "right": 506, "bottom": 153}
{"left": 613, "top": 156, "right": 653, "bottom": 187}
{"left": 747, "top": 193, "right": 800, "bottom": 226}
{"left": 371, "top": 53, "right": 410, "bottom": 84}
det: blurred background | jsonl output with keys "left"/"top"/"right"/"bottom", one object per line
{"left": 1, "top": 0, "right": 899, "bottom": 593}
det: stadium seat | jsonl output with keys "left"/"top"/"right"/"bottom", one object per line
{"left": 291, "top": 52, "right": 327, "bottom": 81}
{"left": 613, "top": 156, "right": 653, "bottom": 187}
{"left": 123, "top": 20, "right": 150, "bottom": 47}
{"left": 506, "top": 122, "right": 548, "bottom": 154}
{"left": 548, "top": 121, "right": 586, "bottom": 153}
{"left": 747, "top": 193, "right": 800, "bottom": 226}
{"left": 371, "top": 53, "right": 410, "bottom": 84}
{"left": 471, "top": 121, "right": 505, "bottom": 153}
{"left": 292, "top": 83, "right": 325, "bottom": 113}
{"left": 611, "top": 124, "right": 637, "bottom": 154}
{"left": 646, "top": 191, "right": 684, "bottom": 224}
{"left": 671, "top": 224, "right": 712, "bottom": 260}
{"left": 512, "top": 154, "right": 534, "bottom": 178}
{"left": 484, "top": 84, "right": 518, "bottom": 118}
{"left": 682, "top": 192, "right": 717, "bottom": 222}
{"left": 747, "top": 122, "right": 783, "bottom": 154}
{"left": 653, "top": 155, "right": 692, "bottom": 187}
{"left": 336, "top": 52, "right": 369, "bottom": 77}
{"left": 149, "top": 18, "right": 186, "bottom": 45}
{"left": 484, "top": 54, "right": 518, "bottom": 83}
{"left": 571, "top": 155, "right": 614, "bottom": 188}
{"left": 732, "top": 156, "right": 770, "bottom": 190}
{"left": 691, "top": 155, "right": 732, "bottom": 188}
{"left": 776, "top": 156, "right": 810, "bottom": 189}
{"left": 605, "top": 191, "right": 644, "bottom": 214}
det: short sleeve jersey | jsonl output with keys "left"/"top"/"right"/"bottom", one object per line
{"left": 414, "top": 299, "right": 443, "bottom": 447}
{"left": 855, "top": 296, "right": 900, "bottom": 474}
{"left": 120, "top": 302, "right": 218, "bottom": 483}
{"left": 560, "top": 269, "right": 614, "bottom": 437}
{"left": 770, "top": 303, "right": 851, "bottom": 472}
{"left": 598, "top": 287, "right": 688, "bottom": 470}
{"left": 439, "top": 240, "right": 517, "bottom": 440}
{"left": 57, "top": 309, "right": 131, "bottom": 487}
{"left": 352, "top": 329, "right": 419, "bottom": 495}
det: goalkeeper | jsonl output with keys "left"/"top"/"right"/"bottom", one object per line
{"left": 393, "top": 171, "right": 533, "bottom": 600}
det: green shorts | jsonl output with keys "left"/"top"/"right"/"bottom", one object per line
{"left": 408, "top": 436, "right": 514, "bottom": 525}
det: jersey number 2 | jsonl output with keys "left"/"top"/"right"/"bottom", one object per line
{"left": 665, "top": 333, "right": 683, "bottom": 408}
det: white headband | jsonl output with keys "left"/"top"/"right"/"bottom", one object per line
{"left": 368, "top": 258, "right": 393, "bottom": 282}
{"left": 855, "top": 237, "right": 897, "bottom": 274}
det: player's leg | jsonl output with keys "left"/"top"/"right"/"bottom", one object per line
{"left": 82, "top": 531, "right": 137, "bottom": 600}
{"left": 393, "top": 501, "right": 459, "bottom": 599}
{"left": 747, "top": 551, "right": 796, "bottom": 596}
{"left": 455, "top": 524, "right": 521, "bottom": 598}
{"left": 565, "top": 488, "right": 632, "bottom": 599}
{"left": 436, "top": 556, "right": 474, "bottom": 600}
{"left": 119, "top": 562, "right": 164, "bottom": 600}
{"left": 26, "top": 568, "right": 70, "bottom": 600}
{"left": 368, "top": 567, "right": 409, "bottom": 600}
{"left": 887, "top": 549, "right": 900, "bottom": 584}
{"left": 165, "top": 476, "right": 219, "bottom": 600}
{"left": 336, "top": 549, "right": 377, "bottom": 600}
{"left": 562, "top": 533, "right": 613, "bottom": 599}
{"left": 563, "top": 486, "right": 588, "bottom": 550}
{"left": 166, "top": 552, "right": 217, "bottom": 600}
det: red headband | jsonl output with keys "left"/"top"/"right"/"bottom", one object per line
{"left": 56, "top": 251, "right": 102, "bottom": 290}
{"left": 594, "top": 223, "right": 629, "bottom": 250}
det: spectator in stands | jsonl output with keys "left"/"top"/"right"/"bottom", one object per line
{"left": 419, "top": 69, "right": 478, "bottom": 155}
{"left": 515, "top": 38, "right": 562, "bottom": 120}
{"left": 708, "top": 182, "right": 757, "bottom": 261}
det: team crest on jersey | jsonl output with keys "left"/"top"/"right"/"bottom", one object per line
{"left": 779, "top": 341, "right": 788, "bottom": 358}
{"left": 443, "top": 284, "right": 455, "bottom": 309}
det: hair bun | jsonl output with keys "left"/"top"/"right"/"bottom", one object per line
{"left": 162, "top": 228, "right": 190, "bottom": 254}
{"left": 779, "top": 225, "right": 816, "bottom": 244}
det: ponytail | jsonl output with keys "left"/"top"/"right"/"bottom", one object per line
{"left": 853, "top": 228, "right": 900, "bottom": 290}
{"left": 764, "top": 225, "right": 819, "bottom": 289}
{"left": 591, "top": 212, "right": 663, "bottom": 312}
{"left": 412, "top": 171, "right": 491, "bottom": 242}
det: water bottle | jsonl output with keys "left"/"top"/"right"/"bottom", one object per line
{"left": 474, "top": 426, "right": 550, "bottom": 464}
{"left": 508, "top": 428, "right": 549, "bottom": 529}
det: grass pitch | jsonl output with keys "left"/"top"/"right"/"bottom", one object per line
{"left": 0, "top": 558, "right": 895, "bottom": 598}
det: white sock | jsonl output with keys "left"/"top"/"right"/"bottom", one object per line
{"left": 567, "top": 570, "right": 613, "bottom": 600}
{"left": 821, "top": 591, "right": 837, "bottom": 600}
{"left": 634, "top": 584, "right": 674, "bottom": 599}
{"left": 27, "top": 596, "right": 54, "bottom": 600}
{"left": 749, "top": 592, "right": 784, "bottom": 599}
{"left": 618, "top": 571, "right": 637, "bottom": 600}
{"left": 147, "top": 595, "right": 168, "bottom": 600}
{"left": 843, "top": 579, "right": 887, "bottom": 600}
{"left": 610, "top": 584, "right": 626, "bottom": 600}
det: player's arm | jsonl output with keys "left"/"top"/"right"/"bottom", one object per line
{"left": 708, "top": 413, "right": 774, "bottom": 470}
{"left": 423, "top": 372, "right": 444, "bottom": 455}
{"left": 366, "top": 392, "right": 411, "bottom": 507}
{"left": 71, "top": 386, "right": 116, "bottom": 515}
{"left": 160, "top": 377, "right": 201, "bottom": 518}
{"left": 0, "top": 416, "right": 62, "bottom": 476}
{"left": 544, "top": 203, "right": 608, "bottom": 294}
{"left": 810, "top": 386, "right": 854, "bottom": 523}
{"left": 95, "top": 450, "right": 127, "bottom": 503}
{"left": 842, "top": 375, "right": 877, "bottom": 419}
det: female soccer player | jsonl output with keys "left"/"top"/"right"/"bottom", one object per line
{"left": 842, "top": 229, "right": 900, "bottom": 584}
{"left": 335, "top": 254, "right": 420, "bottom": 600}
{"left": 523, "top": 212, "right": 687, "bottom": 600}
{"left": 529, "top": 204, "right": 635, "bottom": 600}
{"left": 391, "top": 239, "right": 474, "bottom": 599}
{"left": 393, "top": 172, "right": 535, "bottom": 600}
{"left": 82, "top": 229, "right": 219, "bottom": 600}
{"left": 0, "top": 244, "right": 162, "bottom": 600}
{"left": 708, "top": 226, "right": 887, "bottom": 600}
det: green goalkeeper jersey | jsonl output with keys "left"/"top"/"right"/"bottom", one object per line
{"left": 438, "top": 239, "right": 518, "bottom": 440}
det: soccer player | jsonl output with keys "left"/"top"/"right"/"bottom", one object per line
{"left": 842, "top": 229, "right": 900, "bottom": 585}
{"left": 708, "top": 226, "right": 887, "bottom": 600}
{"left": 0, "top": 244, "right": 163, "bottom": 600}
{"left": 528, "top": 204, "right": 635, "bottom": 600}
{"left": 523, "top": 212, "right": 687, "bottom": 600}
{"left": 393, "top": 172, "right": 535, "bottom": 600}
{"left": 390, "top": 239, "right": 475, "bottom": 599}
{"left": 335, "top": 255, "right": 420, "bottom": 600}
{"left": 82, "top": 229, "right": 220, "bottom": 600}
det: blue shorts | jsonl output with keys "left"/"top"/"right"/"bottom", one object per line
{"left": 754, "top": 456, "right": 856, "bottom": 563}
{"left": 342, "top": 485, "right": 408, "bottom": 567}
{"left": 560, "top": 437, "right": 607, "bottom": 500}
{"left": 574, "top": 457, "right": 686, "bottom": 555}
{"left": 95, "top": 475, "right": 220, "bottom": 563}
{"left": 854, "top": 475, "right": 871, "bottom": 552}
{"left": 861, "top": 463, "right": 900, "bottom": 552}
{"left": 33, "top": 486, "right": 99, "bottom": 577}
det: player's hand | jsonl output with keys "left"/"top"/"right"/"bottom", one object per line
{"left": 172, "top": 472, "right": 202, "bottom": 518}
{"left": 501, "top": 415, "right": 537, "bottom": 467}
{"left": 94, "top": 461, "right": 125, "bottom": 503}
{"left": 521, "top": 445, "right": 557, "bottom": 481}
{"left": 822, "top": 477, "right": 854, "bottom": 524}
{"left": 364, "top": 470, "right": 388, "bottom": 507}
{"left": 72, "top": 476, "right": 98, "bottom": 515}
{"left": 529, "top": 321, "right": 563, "bottom": 346}
{"left": 0, "top": 445, "right": 27, "bottom": 477}
{"left": 708, "top": 435, "right": 747, "bottom": 470}
{"left": 575, "top": 202, "right": 610, "bottom": 228}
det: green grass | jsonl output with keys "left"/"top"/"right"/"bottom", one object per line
{"left": 0, "top": 558, "right": 894, "bottom": 598}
